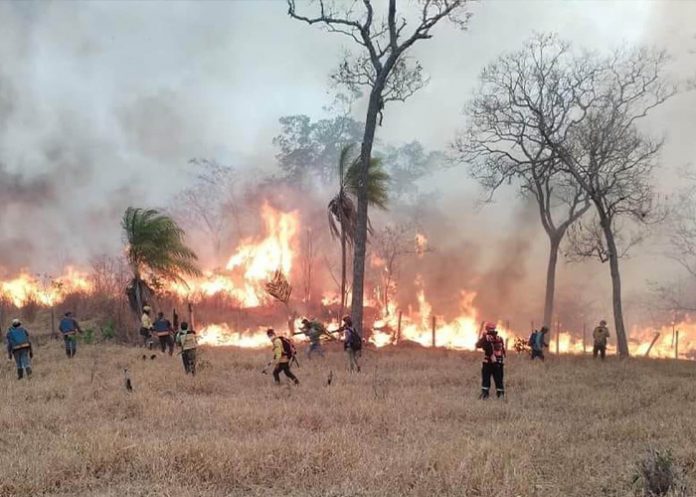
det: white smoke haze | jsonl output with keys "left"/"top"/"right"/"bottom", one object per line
{"left": 0, "top": 1, "right": 695, "bottom": 330}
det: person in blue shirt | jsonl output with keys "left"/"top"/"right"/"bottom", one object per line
{"left": 153, "top": 312, "right": 174, "bottom": 355}
{"left": 528, "top": 326, "right": 549, "bottom": 361}
{"left": 6, "top": 319, "right": 33, "bottom": 379}
{"left": 59, "top": 311, "right": 82, "bottom": 358}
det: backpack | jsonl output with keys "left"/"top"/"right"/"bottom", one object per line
{"left": 347, "top": 328, "right": 362, "bottom": 351}
{"left": 528, "top": 332, "right": 537, "bottom": 347}
{"left": 278, "top": 336, "right": 297, "bottom": 360}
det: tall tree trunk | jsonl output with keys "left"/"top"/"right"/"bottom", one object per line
{"left": 340, "top": 224, "right": 347, "bottom": 319}
{"left": 543, "top": 234, "right": 562, "bottom": 329}
{"left": 600, "top": 215, "right": 630, "bottom": 357}
{"left": 351, "top": 88, "right": 382, "bottom": 337}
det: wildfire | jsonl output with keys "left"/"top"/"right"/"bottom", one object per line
{"left": 169, "top": 203, "right": 299, "bottom": 307}
{"left": 0, "top": 267, "right": 93, "bottom": 307}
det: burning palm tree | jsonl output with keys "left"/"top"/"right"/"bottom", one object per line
{"left": 121, "top": 207, "right": 202, "bottom": 315}
{"left": 328, "top": 144, "right": 389, "bottom": 316}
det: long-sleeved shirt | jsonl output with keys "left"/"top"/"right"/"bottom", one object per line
{"left": 272, "top": 337, "right": 289, "bottom": 363}
{"left": 593, "top": 326, "right": 610, "bottom": 346}
{"left": 59, "top": 317, "right": 81, "bottom": 335}
{"left": 6, "top": 327, "right": 30, "bottom": 355}
{"left": 141, "top": 313, "right": 153, "bottom": 330}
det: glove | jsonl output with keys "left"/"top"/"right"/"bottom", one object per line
{"left": 29, "top": 350, "right": 33, "bottom": 359}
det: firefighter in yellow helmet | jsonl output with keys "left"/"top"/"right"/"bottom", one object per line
{"left": 140, "top": 305, "right": 154, "bottom": 348}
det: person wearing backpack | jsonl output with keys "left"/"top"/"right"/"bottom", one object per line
{"left": 528, "top": 326, "right": 549, "bottom": 361}
{"left": 6, "top": 319, "right": 33, "bottom": 380}
{"left": 59, "top": 311, "right": 82, "bottom": 358}
{"left": 341, "top": 316, "right": 362, "bottom": 373}
{"left": 296, "top": 318, "right": 325, "bottom": 359}
{"left": 266, "top": 328, "right": 299, "bottom": 385}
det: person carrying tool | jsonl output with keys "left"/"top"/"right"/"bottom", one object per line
{"left": 476, "top": 321, "right": 506, "bottom": 399}
{"left": 341, "top": 316, "right": 362, "bottom": 373}
{"left": 6, "top": 319, "right": 33, "bottom": 380}
{"left": 528, "top": 326, "right": 549, "bottom": 361}
{"left": 297, "top": 318, "right": 325, "bottom": 359}
{"left": 593, "top": 320, "right": 610, "bottom": 360}
{"left": 265, "top": 328, "right": 299, "bottom": 385}
{"left": 59, "top": 311, "right": 82, "bottom": 358}
{"left": 175, "top": 322, "right": 197, "bottom": 374}
{"left": 140, "top": 305, "right": 154, "bottom": 348}
{"left": 153, "top": 312, "right": 174, "bottom": 356}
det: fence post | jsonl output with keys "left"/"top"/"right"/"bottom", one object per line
{"left": 555, "top": 319, "right": 560, "bottom": 355}
{"left": 645, "top": 332, "right": 660, "bottom": 358}
{"left": 582, "top": 323, "right": 587, "bottom": 354}
{"left": 431, "top": 315, "right": 436, "bottom": 348}
{"left": 675, "top": 330, "right": 679, "bottom": 360}
{"left": 396, "top": 311, "right": 402, "bottom": 344}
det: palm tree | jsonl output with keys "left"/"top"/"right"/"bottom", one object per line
{"left": 328, "top": 144, "right": 389, "bottom": 317}
{"left": 122, "top": 207, "right": 202, "bottom": 315}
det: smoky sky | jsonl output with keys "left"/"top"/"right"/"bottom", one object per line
{"left": 0, "top": 1, "right": 695, "bottom": 325}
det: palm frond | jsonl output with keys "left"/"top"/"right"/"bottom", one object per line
{"left": 344, "top": 156, "right": 390, "bottom": 210}
{"left": 121, "top": 207, "right": 202, "bottom": 286}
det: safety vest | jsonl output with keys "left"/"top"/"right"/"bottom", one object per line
{"left": 179, "top": 332, "right": 197, "bottom": 351}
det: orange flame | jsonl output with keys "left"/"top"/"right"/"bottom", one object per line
{"left": 0, "top": 267, "right": 93, "bottom": 307}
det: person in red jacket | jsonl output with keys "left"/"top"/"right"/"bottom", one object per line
{"left": 476, "top": 321, "right": 506, "bottom": 399}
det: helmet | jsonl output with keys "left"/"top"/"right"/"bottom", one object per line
{"left": 11, "top": 318, "right": 20, "bottom": 327}
{"left": 484, "top": 321, "right": 497, "bottom": 333}
{"left": 342, "top": 315, "right": 352, "bottom": 326}
{"left": 143, "top": 306, "right": 151, "bottom": 313}
{"left": 64, "top": 311, "right": 73, "bottom": 317}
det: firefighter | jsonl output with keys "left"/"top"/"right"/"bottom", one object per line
{"left": 140, "top": 305, "right": 154, "bottom": 348}
{"left": 476, "top": 322, "right": 506, "bottom": 399}
{"left": 175, "top": 322, "right": 197, "bottom": 374}
{"left": 58, "top": 311, "right": 82, "bottom": 358}
{"left": 266, "top": 328, "right": 299, "bottom": 385}
{"left": 528, "top": 326, "right": 549, "bottom": 361}
{"left": 341, "top": 316, "right": 362, "bottom": 373}
{"left": 298, "top": 318, "right": 325, "bottom": 359}
{"left": 153, "top": 312, "right": 174, "bottom": 355}
{"left": 6, "top": 319, "right": 32, "bottom": 380}
{"left": 593, "top": 320, "right": 610, "bottom": 360}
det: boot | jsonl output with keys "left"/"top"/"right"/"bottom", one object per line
{"left": 17, "top": 368, "right": 23, "bottom": 380}
{"left": 26, "top": 367, "right": 32, "bottom": 378}
{"left": 66, "top": 348, "right": 71, "bottom": 357}
{"left": 496, "top": 390, "right": 505, "bottom": 399}
{"left": 479, "top": 389, "right": 489, "bottom": 400}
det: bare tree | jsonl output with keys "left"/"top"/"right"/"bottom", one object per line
{"left": 530, "top": 38, "right": 676, "bottom": 356}
{"left": 454, "top": 35, "right": 591, "bottom": 329}
{"left": 371, "top": 223, "right": 418, "bottom": 316}
{"left": 288, "top": 0, "right": 472, "bottom": 335}
{"left": 171, "top": 159, "right": 240, "bottom": 265}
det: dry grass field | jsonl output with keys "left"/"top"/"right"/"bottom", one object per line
{"left": 1, "top": 338, "right": 695, "bottom": 497}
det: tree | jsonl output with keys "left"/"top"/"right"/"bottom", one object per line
{"left": 371, "top": 223, "right": 418, "bottom": 316}
{"left": 289, "top": 0, "right": 471, "bottom": 335}
{"left": 454, "top": 35, "right": 591, "bottom": 330}
{"left": 502, "top": 35, "right": 677, "bottom": 356}
{"left": 379, "top": 141, "right": 444, "bottom": 200}
{"left": 170, "top": 159, "right": 240, "bottom": 265}
{"left": 273, "top": 114, "right": 364, "bottom": 185}
{"left": 122, "top": 207, "right": 202, "bottom": 315}
{"left": 328, "top": 143, "right": 389, "bottom": 318}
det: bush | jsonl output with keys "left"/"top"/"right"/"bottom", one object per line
{"left": 634, "top": 448, "right": 688, "bottom": 496}
{"left": 81, "top": 328, "right": 95, "bottom": 345}
{"left": 100, "top": 320, "right": 116, "bottom": 341}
